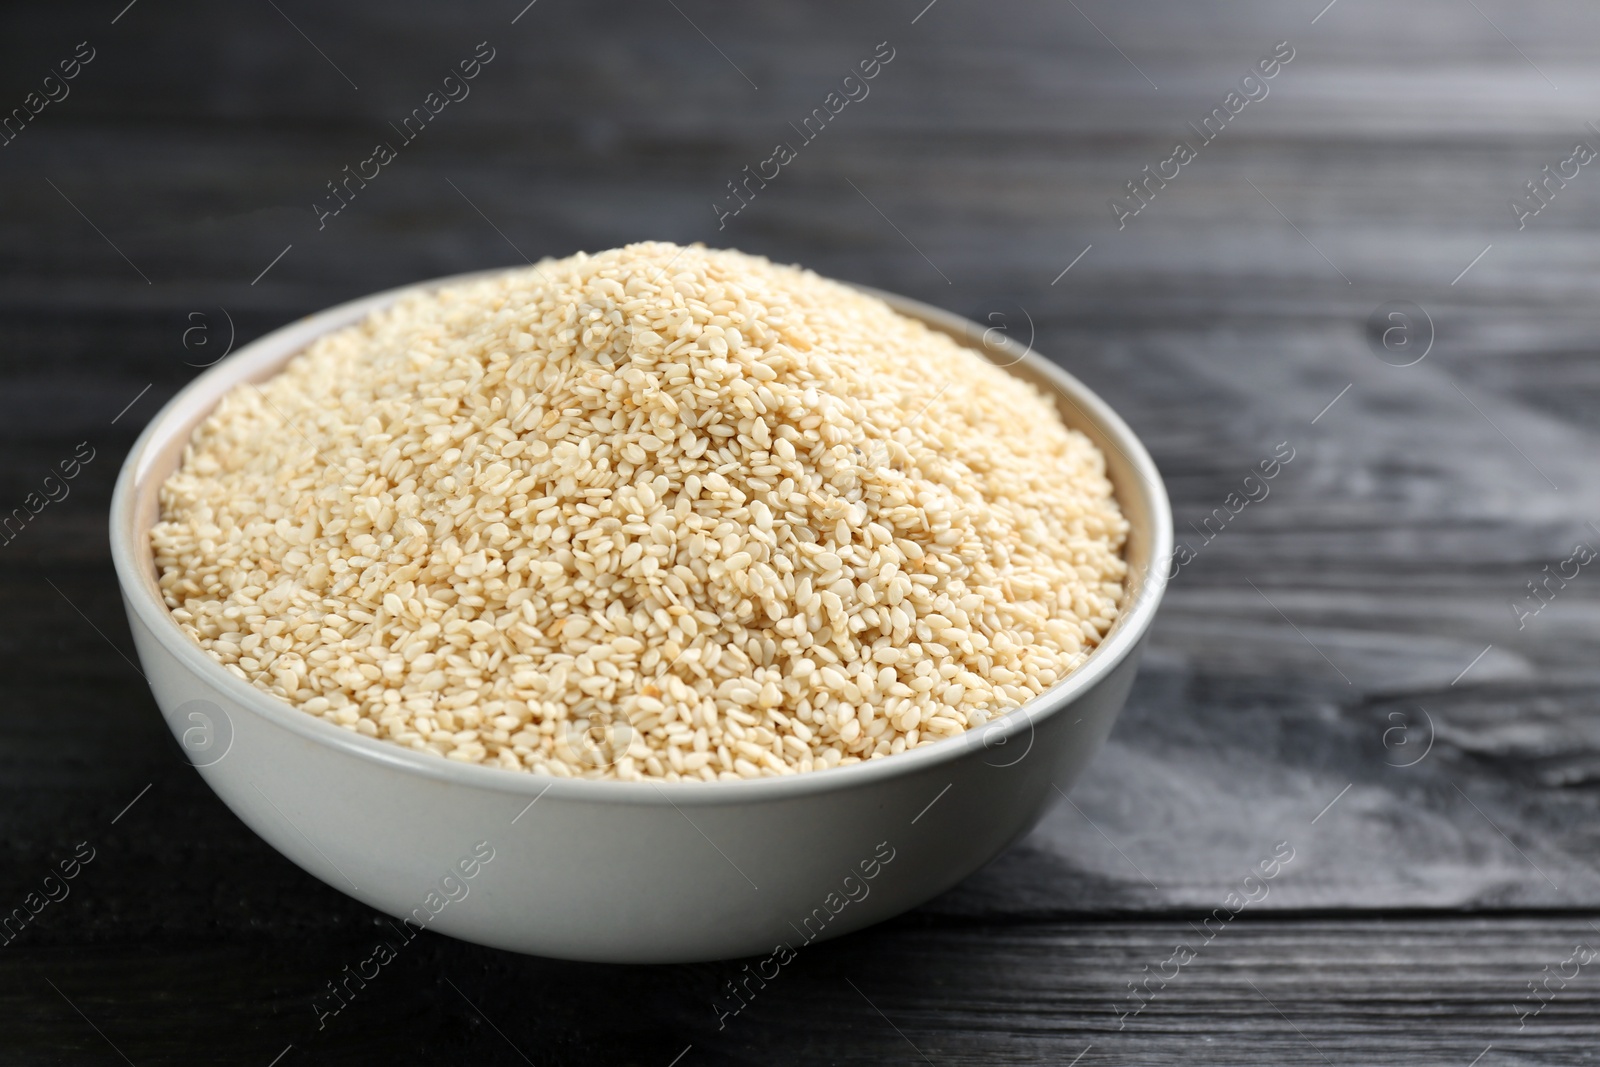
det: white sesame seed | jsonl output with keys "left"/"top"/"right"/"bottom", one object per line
{"left": 152, "top": 243, "right": 1127, "bottom": 782}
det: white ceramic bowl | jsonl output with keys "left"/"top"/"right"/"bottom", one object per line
{"left": 110, "top": 271, "right": 1171, "bottom": 964}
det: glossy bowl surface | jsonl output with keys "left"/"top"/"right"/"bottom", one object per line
{"left": 109, "top": 270, "right": 1171, "bottom": 963}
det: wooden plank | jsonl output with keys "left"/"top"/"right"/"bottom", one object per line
{"left": 3, "top": 918, "right": 1597, "bottom": 1065}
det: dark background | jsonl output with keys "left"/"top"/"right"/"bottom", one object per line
{"left": 5, "top": 0, "right": 1600, "bottom": 1063}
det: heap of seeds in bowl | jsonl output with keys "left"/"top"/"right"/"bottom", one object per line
{"left": 153, "top": 243, "right": 1127, "bottom": 780}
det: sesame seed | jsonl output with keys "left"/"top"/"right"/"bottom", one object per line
{"left": 151, "top": 243, "right": 1127, "bottom": 781}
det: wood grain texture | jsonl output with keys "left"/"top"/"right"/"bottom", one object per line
{"left": 1, "top": 0, "right": 1598, "bottom": 1060}
{"left": 7, "top": 918, "right": 1600, "bottom": 1066}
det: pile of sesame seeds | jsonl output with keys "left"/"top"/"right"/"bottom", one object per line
{"left": 153, "top": 243, "right": 1127, "bottom": 780}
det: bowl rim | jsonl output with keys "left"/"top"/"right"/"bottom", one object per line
{"left": 110, "top": 266, "right": 1172, "bottom": 806}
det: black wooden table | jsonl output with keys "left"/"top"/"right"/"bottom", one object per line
{"left": 4, "top": 0, "right": 1599, "bottom": 1062}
